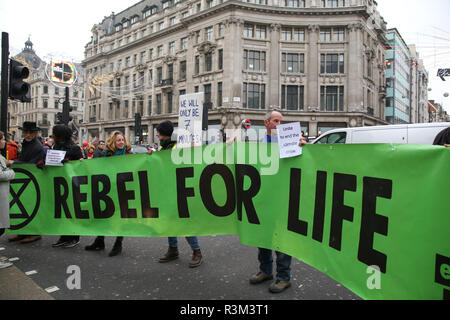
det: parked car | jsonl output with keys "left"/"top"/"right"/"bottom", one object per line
{"left": 312, "top": 122, "right": 450, "bottom": 145}
{"left": 131, "top": 145, "right": 149, "bottom": 154}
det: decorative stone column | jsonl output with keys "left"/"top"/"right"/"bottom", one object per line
{"left": 307, "top": 24, "right": 319, "bottom": 110}
{"left": 269, "top": 23, "right": 281, "bottom": 107}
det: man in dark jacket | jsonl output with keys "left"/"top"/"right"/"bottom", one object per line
{"left": 51, "top": 125, "right": 84, "bottom": 248}
{"left": 93, "top": 140, "right": 106, "bottom": 158}
{"left": 7, "top": 122, "right": 45, "bottom": 244}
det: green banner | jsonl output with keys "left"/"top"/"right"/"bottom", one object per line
{"left": 7, "top": 143, "right": 450, "bottom": 300}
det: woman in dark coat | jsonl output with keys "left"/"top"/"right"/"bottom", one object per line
{"left": 51, "top": 125, "right": 84, "bottom": 248}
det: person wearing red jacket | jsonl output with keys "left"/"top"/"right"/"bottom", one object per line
{"left": 5, "top": 133, "right": 18, "bottom": 161}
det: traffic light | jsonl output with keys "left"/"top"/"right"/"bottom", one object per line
{"left": 56, "top": 112, "right": 64, "bottom": 124}
{"left": 9, "top": 60, "right": 31, "bottom": 102}
{"left": 62, "top": 100, "right": 73, "bottom": 125}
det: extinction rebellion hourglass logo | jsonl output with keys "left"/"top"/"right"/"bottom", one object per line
{"left": 9, "top": 168, "right": 41, "bottom": 230}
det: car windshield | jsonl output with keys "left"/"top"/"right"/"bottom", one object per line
{"left": 131, "top": 145, "right": 148, "bottom": 153}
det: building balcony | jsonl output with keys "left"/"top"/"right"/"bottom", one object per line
{"left": 156, "top": 78, "right": 173, "bottom": 88}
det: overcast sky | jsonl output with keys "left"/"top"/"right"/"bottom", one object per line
{"left": 1, "top": 0, "right": 449, "bottom": 112}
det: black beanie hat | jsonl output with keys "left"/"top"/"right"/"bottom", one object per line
{"left": 53, "top": 125, "right": 72, "bottom": 141}
{"left": 156, "top": 120, "right": 174, "bottom": 137}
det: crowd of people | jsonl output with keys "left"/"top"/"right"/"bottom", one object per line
{"left": 1, "top": 112, "right": 449, "bottom": 294}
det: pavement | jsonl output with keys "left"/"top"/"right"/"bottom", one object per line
{"left": 0, "top": 265, "right": 53, "bottom": 300}
{"left": 0, "top": 234, "right": 361, "bottom": 301}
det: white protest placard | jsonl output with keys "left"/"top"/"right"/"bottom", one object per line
{"left": 45, "top": 150, "right": 67, "bottom": 166}
{"left": 177, "top": 92, "right": 204, "bottom": 148}
{"left": 276, "top": 122, "right": 302, "bottom": 159}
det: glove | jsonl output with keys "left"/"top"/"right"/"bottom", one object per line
{"left": 36, "top": 160, "right": 45, "bottom": 169}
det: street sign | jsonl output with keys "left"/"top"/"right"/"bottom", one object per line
{"left": 242, "top": 119, "right": 251, "bottom": 130}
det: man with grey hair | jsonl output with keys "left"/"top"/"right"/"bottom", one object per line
{"left": 249, "top": 108, "right": 306, "bottom": 293}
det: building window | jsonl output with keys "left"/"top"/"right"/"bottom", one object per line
{"left": 205, "top": 26, "right": 213, "bottom": 41}
{"left": 204, "top": 84, "right": 212, "bottom": 109}
{"left": 217, "top": 82, "right": 223, "bottom": 107}
{"left": 157, "top": 67, "right": 163, "bottom": 84}
{"left": 320, "top": 86, "right": 344, "bottom": 111}
{"left": 218, "top": 49, "right": 223, "bottom": 70}
{"left": 205, "top": 52, "right": 213, "bottom": 72}
{"left": 180, "top": 61, "right": 187, "bottom": 80}
{"left": 243, "top": 49, "right": 266, "bottom": 71}
{"left": 279, "top": 27, "right": 305, "bottom": 42}
{"left": 255, "top": 25, "right": 266, "bottom": 39}
{"left": 244, "top": 24, "right": 254, "bottom": 38}
{"left": 156, "top": 94, "right": 162, "bottom": 114}
{"left": 148, "top": 95, "right": 152, "bottom": 116}
{"left": 167, "top": 92, "right": 173, "bottom": 114}
{"left": 195, "top": 55, "right": 200, "bottom": 74}
{"left": 321, "top": 28, "right": 345, "bottom": 42}
{"left": 320, "top": 54, "right": 345, "bottom": 74}
{"left": 244, "top": 24, "right": 266, "bottom": 39}
{"left": 334, "top": 28, "right": 345, "bottom": 41}
{"left": 218, "top": 23, "right": 225, "bottom": 37}
{"left": 169, "top": 41, "right": 175, "bottom": 54}
{"left": 320, "top": 29, "right": 332, "bottom": 42}
{"left": 168, "top": 64, "right": 173, "bottom": 80}
{"left": 157, "top": 45, "right": 163, "bottom": 57}
{"left": 43, "top": 86, "right": 48, "bottom": 94}
{"left": 243, "top": 83, "right": 265, "bottom": 109}
{"left": 281, "top": 53, "right": 304, "bottom": 73}
{"left": 281, "top": 85, "right": 304, "bottom": 110}
{"left": 181, "top": 37, "right": 188, "bottom": 50}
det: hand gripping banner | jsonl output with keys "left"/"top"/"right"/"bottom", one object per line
{"left": 7, "top": 143, "right": 450, "bottom": 300}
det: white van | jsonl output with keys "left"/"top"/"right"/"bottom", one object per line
{"left": 312, "top": 122, "right": 450, "bottom": 145}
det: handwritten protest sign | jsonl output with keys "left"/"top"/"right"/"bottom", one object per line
{"left": 177, "top": 92, "right": 204, "bottom": 148}
{"left": 45, "top": 150, "right": 66, "bottom": 166}
{"left": 276, "top": 122, "right": 302, "bottom": 158}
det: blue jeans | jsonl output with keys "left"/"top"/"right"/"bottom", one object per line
{"left": 168, "top": 237, "right": 200, "bottom": 250}
{"left": 258, "top": 248, "right": 292, "bottom": 281}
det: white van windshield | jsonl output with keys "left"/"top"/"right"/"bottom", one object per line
{"left": 315, "top": 132, "right": 347, "bottom": 144}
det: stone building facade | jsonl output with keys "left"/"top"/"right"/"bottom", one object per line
{"left": 81, "top": 0, "right": 389, "bottom": 143}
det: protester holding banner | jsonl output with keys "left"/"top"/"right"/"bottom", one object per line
{"left": 250, "top": 110, "right": 307, "bottom": 293}
{"left": 51, "top": 125, "right": 84, "bottom": 249}
{"left": 6, "top": 122, "right": 45, "bottom": 244}
{"left": 148, "top": 121, "right": 203, "bottom": 268}
{"left": 0, "top": 131, "right": 16, "bottom": 269}
{"left": 85, "top": 131, "right": 132, "bottom": 257}
{"left": 93, "top": 140, "right": 106, "bottom": 158}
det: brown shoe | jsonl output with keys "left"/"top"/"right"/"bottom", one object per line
{"left": 8, "top": 235, "right": 26, "bottom": 242}
{"left": 249, "top": 272, "right": 274, "bottom": 285}
{"left": 188, "top": 249, "right": 202, "bottom": 268}
{"left": 20, "top": 235, "right": 42, "bottom": 244}
{"left": 159, "top": 246, "right": 179, "bottom": 263}
{"left": 268, "top": 280, "right": 292, "bottom": 293}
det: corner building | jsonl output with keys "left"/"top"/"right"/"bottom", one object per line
{"left": 82, "top": 0, "right": 389, "bottom": 143}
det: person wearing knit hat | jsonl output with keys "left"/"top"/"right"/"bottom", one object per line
{"left": 51, "top": 125, "right": 84, "bottom": 248}
{"left": 148, "top": 121, "right": 203, "bottom": 268}
{"left": 156, "top": 120, "right": 174, "bottom": 138}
